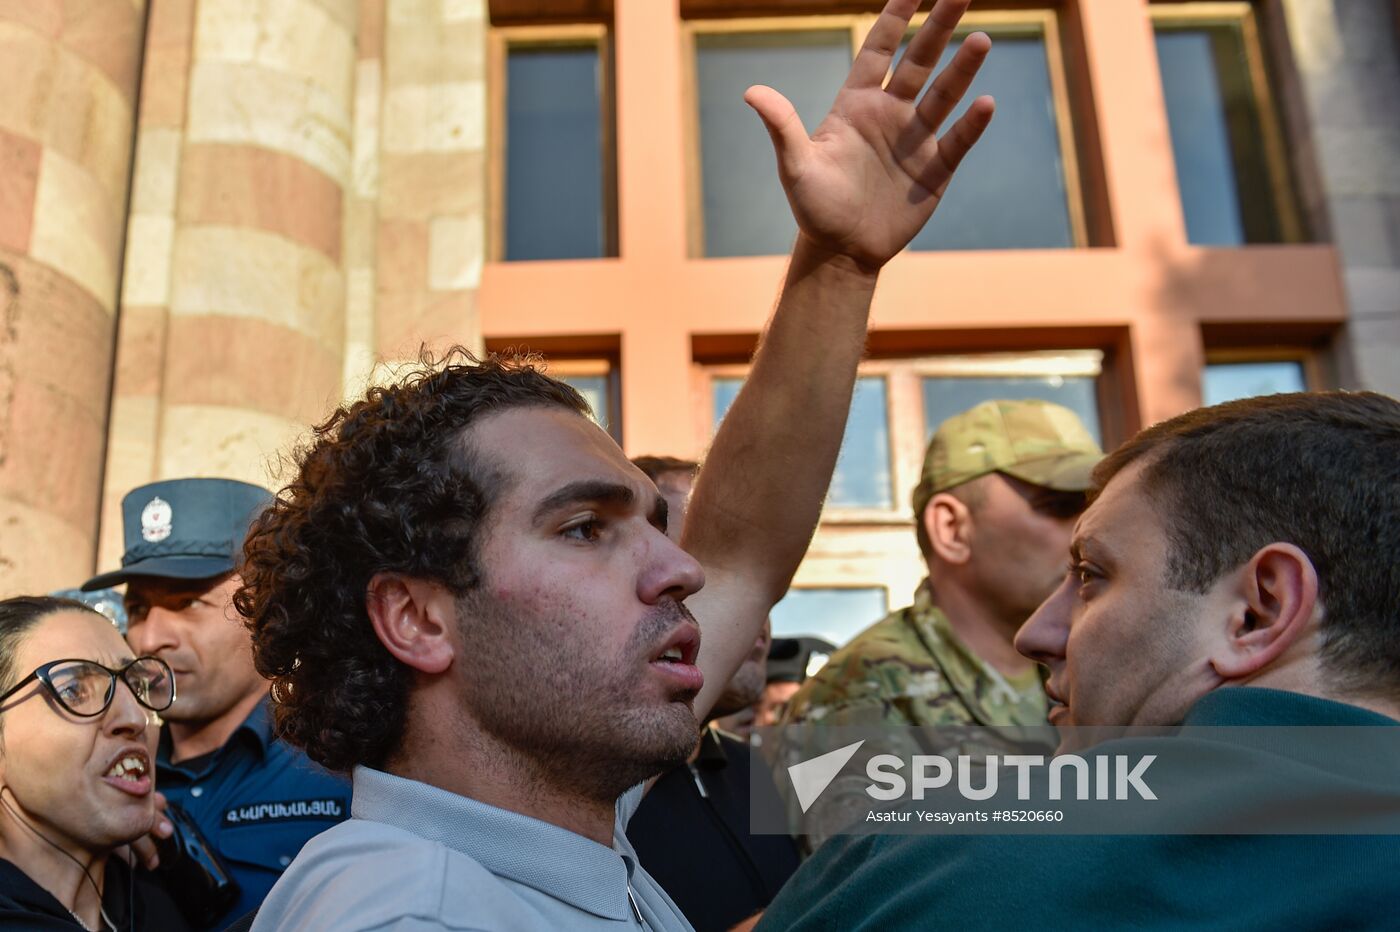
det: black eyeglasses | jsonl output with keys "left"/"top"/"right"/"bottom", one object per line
{"left": 0, "top": 657, "right": 175, "bottom": 718}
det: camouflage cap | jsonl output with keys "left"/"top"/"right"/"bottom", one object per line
{"left": 911, "top": 399, "right": 1104, "bottom": 520}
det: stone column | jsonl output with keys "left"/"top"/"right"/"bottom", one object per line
{"left": 100, "top": 0, "right": 359, "bottom": 575}
{"left": 1280, "top": 0, "right": 1400, "bottom": 396}
{"left": 372, "top": 0, "right": 487, "bottom": 374}
{"left": 0, "top": 2, "right": 146, "bottom": 593}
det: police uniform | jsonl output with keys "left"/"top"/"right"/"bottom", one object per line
{"left": 84, "top": 478, "right": 350, "bottom": 931}
{"left": 157, "top": 698, "right": 348, "bottom": 927}
{"left": 774, "top": 400, "right": 1103, "bottom": 847}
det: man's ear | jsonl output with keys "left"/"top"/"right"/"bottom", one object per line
{"left": 365, "top": 573, "right": 457, "bottom": 675}
{"left": 1209, "top": 543, "right": 1319, "bottom": 681}
{"left": 925, "top": 493, "right": 973, "bottom": 567}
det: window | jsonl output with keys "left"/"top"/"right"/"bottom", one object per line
{"left": 685, "top": 11, "right": 1085, "bottom": 257}
{"left": 689, "top": 22, "right": 856, "bottom": 258}
{"left": 1153, "top": 4, "right": 1302, "bottom": 245}
{"left": 550, "top": 358, "right": 621, "bottom": 440}
{"left": 713, "top": 374, "right": 893, "bottom": 509}
{"left": 707, "top": 350, "right": 1108, "bottom": 517}
{"left": 490, "top": 27, "right": 616, "bottom": 260}
{"left": 899, "top": 13, "right": 1084, "bottom": 251}
{"left": 771, "top": 587, "right": 889, "bottom": 647}
{"left": 920, "top": 352, "right": 1105, "bottom": 444}
{"left": 1202, "top": 357, "right": 1307, "bottom": 406}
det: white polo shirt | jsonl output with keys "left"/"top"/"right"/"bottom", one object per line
{"left": 251, "top": 766, "right": 693, "bottom": 931}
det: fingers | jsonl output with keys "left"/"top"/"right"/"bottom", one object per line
{"left": 915, "top": 31, "right": 991, "bottom": 133}
{"left": 846, "top": 0, "right": 922, "bottom": 89}
{"left": 926, "top": 95, "right": 995, "bottom": 196}
{"left": 886, "top": 0, "right": 972, "bottom": 101}
{"left": 745, "top": 85, "right": 809, "bottom": 179}
{"left": 130, "top": 834, "right": 162, "bottom": 871}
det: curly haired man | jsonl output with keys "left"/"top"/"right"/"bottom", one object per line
{"left": 238, "top": 2, "right": 997, "bottom": 928}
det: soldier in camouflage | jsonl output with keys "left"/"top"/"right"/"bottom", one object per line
{"left": 776, "top": 399, "right": 1104, "bottom": 847}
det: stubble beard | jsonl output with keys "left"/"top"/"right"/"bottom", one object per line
{"left": 458, "top": 594, "right": 700, "bottom": 804}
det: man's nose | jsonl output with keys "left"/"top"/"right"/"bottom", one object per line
{"left": 1015, "top": 575, "right": 1073, "bottom": 664}
{"left": 638, "top": 529, "right": 705, "bottom": 604}
{"left": 128, "top": 606, "right": 180, "bottom": 655}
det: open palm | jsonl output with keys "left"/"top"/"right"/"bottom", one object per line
{"left": 746, "top": 0, "right": 994, "bottom": 270}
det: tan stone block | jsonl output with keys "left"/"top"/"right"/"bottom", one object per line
{"left": 385, "top": 0, "right": 434, "bottom": 26}
{"left": 0, "top": 22, "right": 57, "bottom": 145}
{"left": 121, "top": 214, "right": 175, "bottom": 306}
{"left": 306, "top": 0, "right": 359, "bottom": 33}
{"left": 343, "top": 197, "right": 378, "bottom": 269}
{"left": 169, "top": 225, "right": 346, "bottom": 351}
{"left": 60, "top": 0, "right": 145, "bottom": 102}
{"left": 380, "top": 80, "right": 486, "bottom": 154}
{"left": 0, "top": 498, "right": 95, "bottom": 597}
{"left": 29, "top": 147, "right": 123, "bottom": 311}
{"left": 42, "top": 41, "right": 136, "bottom": 202}
{"left": 375, "top": 218, "right": 428, "bottom": 293}
{"left": 98, "top": 394, "right": 160, "bottom": 568}
{"left": 137, "top": 42, "right": 192, "bottom": 129}
{"left": 383, "top": 17, "right": 485, "bottom": 87}
{"left": 428, "top": 214, "right": 484, "bottom": 290}
{"left": 374, "top": 287, "right": 478, "bottom": 359}
{"left": 186, "top": 59, "right": 351, "bottom": 186}
{"left": 378, "top": 150, "right": 485, "bottom": 220}
{"left": 157, "top": 404, "right": 313, "bottom": 488}
{"left": 342, "top": 266, "right": 376, "bottom": 398}
{"left": 0, "top": 0, "right": 61, "bottom": 37}
{"left": 195, "top": 0, "right": 355, "bottom": 111}
{"left": 178, "top": 143, "right": 344, "bottom": 263}
{"left": 0, "top": 25, "right": 131, "bottom": 198}
{"left": 352, "top": 59, "right": 381, "bottom": 199}
{"left": 442, "top": 0, "right": 485, "bottom": 24}
{"left": 111, "top": 304, "right": 168, "bottom": 397}
{"left": 0, "top": 128, "right": 40, "bottom": 254}
{"left": 163, "top": 315, "right": 344, "bottom": 424}
{"left": 130, "top": 126, "right": 181, "bottom": 215}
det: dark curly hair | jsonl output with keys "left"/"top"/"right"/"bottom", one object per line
{"left": 234, "top": 348, "right": 590, "bottom": 772}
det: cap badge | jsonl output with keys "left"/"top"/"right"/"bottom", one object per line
{"left": 141, "top": 497, "right": 173, "bottom": 543}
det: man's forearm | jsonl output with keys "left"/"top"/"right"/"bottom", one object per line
{"left": 683, "top": 234, "right": 877, "bottom": 602}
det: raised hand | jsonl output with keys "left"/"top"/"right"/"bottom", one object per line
{"left": 745, "top": 0, "right": 994, "bottom": 271}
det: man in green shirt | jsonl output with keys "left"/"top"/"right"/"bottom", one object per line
{"left": 759, "top": 390, "right": 1400, "bottom": 930}
{"left": 778, "top": 399, "right": 1102, "bottom": 845}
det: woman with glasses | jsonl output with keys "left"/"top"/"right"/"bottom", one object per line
{"left": 0, "top": 596, "right": 187, "bottom": 931}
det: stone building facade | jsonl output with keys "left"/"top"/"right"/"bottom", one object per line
{"left": 0, "top": 0, "right": 1396, "bottom": 614}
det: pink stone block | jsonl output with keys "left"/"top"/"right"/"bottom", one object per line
{"left": 0, "top": 128, "right": 40, "bottom": 253}
{"left": 178, "top": 143, "right": 344, "bottom": 263}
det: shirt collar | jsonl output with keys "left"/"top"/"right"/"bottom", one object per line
{"left": 1184, "top": 687, "right": 1400, "bottom": 727}
{"left": 157, "top": 696, "right": 274, "bottom": 771}
{"left": 350, "top": 766, "right": 635, "bottom": 922}
{"left": 695, "top": 725, "right": 730, "bottom": 770}
{"left": 241, "top": 695, "right": 275, "bottom": 754}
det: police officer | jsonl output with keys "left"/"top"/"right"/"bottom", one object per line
{"left": 777, "top": 399, "right": 1103, "bottom": 847}
{"left": 83, "top": 479, "right": 348, "bottom": 930}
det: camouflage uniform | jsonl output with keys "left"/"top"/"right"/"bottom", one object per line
{"left": 783, "top": 582, "right": 1048, "bottom": 735}
{"left": 774, "top": 584, "right": 1050, "bottom": 847}
{"left": 771, "top": 399, "right": 1103, "bottom": 848}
